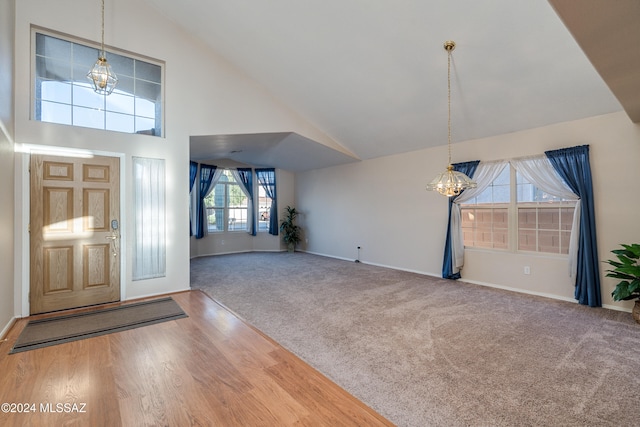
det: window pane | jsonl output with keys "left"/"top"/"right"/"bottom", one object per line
{"left": 73, "top": 105, "right": 104, "bottom": 129}
{"left": 538, "top": 230, "right": 561, "bottom": 254}
{"left": 73, "top": 83, "right": 105, "bottom": 109}
{"left": 228, "top": 208, "right": 248, "bottom": 231}
{"left": 537, "top": 208, "right": 559, "bottom": 230}
{"left": 37, "top": 80, "right": 71, "bottom": 104}
{"left": 106, "top": 92, "right": 135, "bottom": 115}
{"left": 135, "top": 95, "right": 157, "bottom": 118}
{"left": 108, "top": 53, "right": 135, "bottom": 77}
{"left": 135, "top": 116, "right": 157, "bottom": 135}
{"left": 461, "top": 207, "right": 508, "bottom": 250}
{"left": 36, "top": 56, "right": 72, "bottom": 81}
{"left": 38, "top": 100, "right": 71, "bottom": 124}
{"left": 107, "top": 52, "right": 138, "bottom": 78}
{"left": 518, "top": 208, "right": 537, "bottom": 229}
{"left": 518, "top": 229, "right": 537, "bottom": 252}
{"left": 258, "top": 185, "right": 272, "bottom": 231}
{"left": 560, "top": 207, "right": 574, "bottom": 231}
{"left": 72, "top": 43, "right": 100, "bottom": 68}
{"left": 36, "top": 33, "right": 71, "bottom": 60}
{"left": 113, "top": 75, "right": 135, "bottom": 96}
{"left": 106, "top": 111, "right": 135, "bottom": 133}
{"left": 464, "top": 166, "right": 510, "bottom": 205}
{"left": 136, "top": 60, "right": 161, "bottom": 83}
{"left": 560, "top": 231, "right": 571, "bottom": 254}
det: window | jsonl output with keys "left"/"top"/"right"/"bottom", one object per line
{"left": 516, "top": 172, "right": 576, "bottom": 254}
{"left": 461, "top": 166, "right": 509, "bottom": 250}
{"left": 460, "top": 166, "right": 576, "bottom": 255}
{"left": 257, "top": 185, "right": 272, "bottom": 232}
{"left": 204, "top": 170, "right": 248, "bottom": 232}
{"left": 256, "top": 168, "right": 278, "bottom": 235}
{"left": 34, "top": 30, "right": 163, "bottom": 136}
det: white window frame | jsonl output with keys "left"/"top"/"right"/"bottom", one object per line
{"left": 461, "top": 166, "right": 576, "bottom": 256}
{"left": 32, "top": 27, "right": 165, "bottom": 137}
{"left": 205, "top": 170, "right": 249, "bottom": 233}
{"left": 257, "top": 185, "right": 272, "bottom": 233}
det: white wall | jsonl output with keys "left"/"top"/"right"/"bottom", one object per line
{"left": 297, "top": 111, "right": 640, "bottom": 310}
{"left": 11, "top": 0, "right": 336, "bottom": 318}
{"left": 0, "top": 0, "right": 16, "bottom": 337}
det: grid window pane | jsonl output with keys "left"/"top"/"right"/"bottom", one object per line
{"left": 73, "top": 105, "right": 105, "bottom": 129}
{"left": 106, "top": 92, "right": 135, "bottom": 115}
{"left": 38, "top": 100, "right": 72, "bottom": 124}
{"left": 38, "top": 80, "right": 71, "bottom": 104}
{"left": 107, "top": 53, "right": 135, "bottom": 77}
{"left": 34, "top": 31, "right": 163, "bottom": 137}
{"left": 73, "top": 83, "right": 104, "bottom": 109}
{"left": 518, "top": 229, "right": 537, "bottom": 252}
{"left": 36, "top": 33, "right": 71, "bottom": 60}
{"left": 136, "top": 61, "right": 162, "bottom": 83}
{"left": 106, "top": 111, "right": 135, "bottom": 133}
{"left": 461, "top": 207, "right": 508, "bottom": 250}
{"left": 36, "top": 56, "right": 72, "bottom": 81}
{"left": 72, "top": 44, "right": 100, "bottom": 68}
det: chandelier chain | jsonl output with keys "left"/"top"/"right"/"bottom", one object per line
{"left": 447, "top": 45, "right": 452, "bottom": 165}
{"left": 426, "top": 40, "right": 477, "bottom": 197}
{"left": 100, "top": 0, "right": 105, "bottom": 57}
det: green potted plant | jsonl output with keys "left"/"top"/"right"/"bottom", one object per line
{"left": 279, "top": 206, "right": 302, "bottom": 252}
{"left": 605, "top": 243, "right": 640, "bottom": 323}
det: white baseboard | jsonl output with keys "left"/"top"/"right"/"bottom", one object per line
{"left": 124, "top": 287, "right": 191, "bottom": 302}
{"left": 602, "top": 303, "right": 632, "bottom": 313}
{"left": 1, "top": 317, "right": 17, "bottom": 341}
{"left": 190, "top": 249, "right": 284, "bottom": 259}
{"left": 193, "top": 250, "right": 633, "bottom": 314}
{"left": 303, "top": 250, "right": 442, "bottom": 278}
{"left": 302, "top": 251, "right": 633, "bottom": 313}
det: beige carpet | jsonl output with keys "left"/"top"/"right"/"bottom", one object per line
{"left": 191, "top": 252, "right": 640, "bottom": 427}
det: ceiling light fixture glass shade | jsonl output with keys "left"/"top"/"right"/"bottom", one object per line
{"left": 87, "top": 0, "right": 118, "bottom": 95}
{"left": 426, "top": 40, "right": 476, "bottom": 197}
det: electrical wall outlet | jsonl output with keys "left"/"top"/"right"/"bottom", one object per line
{"left": 524, "top": 266, "right": 530, "bottom": 275}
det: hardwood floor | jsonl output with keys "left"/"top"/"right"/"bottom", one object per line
{"left": 0, "top": 291, "right": 393, "bottom": 427}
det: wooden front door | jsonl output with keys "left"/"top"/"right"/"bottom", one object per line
{"left": 30, "top": 154, "right": 121, "bottom": 314}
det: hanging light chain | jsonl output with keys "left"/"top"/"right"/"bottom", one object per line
{"left": 87, "top": 0, "right": 118, "bottom": 95}
{"left": 100, "top": 0, "right": 105, "bottom": 58}
{"left": 426, "top": 40, "right": 477, "bottom": 197}
{"left": 446, "top": 41, "right": 453, "bottom": 166}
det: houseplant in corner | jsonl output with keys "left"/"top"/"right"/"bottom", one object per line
{"left": 279, "top": 205, "right": 302, "bottom": 252}
{"left": 605, "top": 243, "right": 640, "bottom": 323}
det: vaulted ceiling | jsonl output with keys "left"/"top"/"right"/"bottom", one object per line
{"left": 144, "top": 0, "right": 639, "bottom": 171}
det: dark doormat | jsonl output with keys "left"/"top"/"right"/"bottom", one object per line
{"left": 10, "top": 297, "right": 188, "bottom": 354}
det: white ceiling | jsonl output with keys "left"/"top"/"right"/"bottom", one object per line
{"left": 143, "top": 0, "right": 638, "bottom": 171}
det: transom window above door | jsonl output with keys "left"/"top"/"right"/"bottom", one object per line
{"left": 33, "top": 29, "right": 164, "bottom": 137}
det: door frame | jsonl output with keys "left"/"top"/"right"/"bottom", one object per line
{"left": 16, "top": 144, "right": 126, "bottom": 317}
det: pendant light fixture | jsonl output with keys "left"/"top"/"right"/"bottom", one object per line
{"left": 87, "top": 0, "right": 118, "bottom": 95}
{"left": 426, "top": 41, "right": 476, "bottom": 197}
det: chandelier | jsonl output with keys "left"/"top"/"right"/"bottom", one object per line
{"left": 426, "top": 41, "right": 476, "bottom": 197}
{"left": 87, "top": 0, "right": 118, "bottom": 95}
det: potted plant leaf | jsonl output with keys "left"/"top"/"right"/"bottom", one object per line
{"left": 605, "top": 243, "right": 640, "bottom": 323}
{"left": 279, "top": 206, "right": 302, "bottom": 252}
